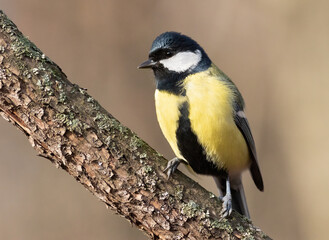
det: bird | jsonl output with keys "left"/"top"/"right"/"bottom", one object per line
{"left": 138, "top": 32, "right": 263, "bottom": 218}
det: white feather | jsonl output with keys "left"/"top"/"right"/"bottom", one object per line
{"left": 237, "top": 110, "right": 246, "bottom": 118}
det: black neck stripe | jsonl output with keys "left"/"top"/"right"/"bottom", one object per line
{"left": 176, "top": 101, "right": 227, "bottom": 176}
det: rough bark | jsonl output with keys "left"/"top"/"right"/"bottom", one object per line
{"left": 0, "top": 10, "right": 270, "bottom": 240}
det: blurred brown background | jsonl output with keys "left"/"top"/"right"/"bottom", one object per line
{"left": 0, "top": 0, "right": 328, "bottom": 239}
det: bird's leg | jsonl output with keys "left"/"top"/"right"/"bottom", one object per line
{"left": 163, "top": 157, "right": 182, "bottom": 179}
{"left": 220, "top": 176, "right": 233, "bottom": 217}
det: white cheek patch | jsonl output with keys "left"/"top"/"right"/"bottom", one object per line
{"left": 160, "top": 50, "right": 202, "bottom": 73}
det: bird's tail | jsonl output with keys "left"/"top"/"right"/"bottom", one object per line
{"left": 213, "top": 176, "right": 250, "bottom": 218}
{"left": 231, "top": 183, "right": 250, "bottom": 218}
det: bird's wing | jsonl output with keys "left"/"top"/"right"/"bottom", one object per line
{"left": 234, "top": 109, "right": 264, "bottom": 191}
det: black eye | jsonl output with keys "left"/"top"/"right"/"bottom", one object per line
{"left": 165, "top": 51, "right": 173, "bottom": 57}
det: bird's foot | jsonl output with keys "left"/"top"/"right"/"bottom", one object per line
{"left": 163, "top": 157, "right": 181, "bottom": 179}
{"left": 220, "top": 176, "right": 233, "bottom": 218}
{"left": 220, "top": 194, "right": 232, "bottom": 218}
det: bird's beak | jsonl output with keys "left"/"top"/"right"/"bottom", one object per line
{"left": 138, "top": 59, "right": 157, "bottom": 69}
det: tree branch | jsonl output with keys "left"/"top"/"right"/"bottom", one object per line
{"left": 0, "top": 10, "right": 270, "bottom": 240}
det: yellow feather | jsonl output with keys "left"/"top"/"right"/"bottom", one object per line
{"left": 154, "top": 89, "right": 187, "bottom": 162}
{"left": 184, "top": 65, "right": 250, "bottom": 172}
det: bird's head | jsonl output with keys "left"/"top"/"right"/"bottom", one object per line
{"left": 138, "top": 32, "right": 211, "bottom": 76}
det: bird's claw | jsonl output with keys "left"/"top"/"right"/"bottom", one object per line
{"left": 220, "top": 194, "right": 232, "bottom": 218}
{"left": 163, "top": 157, "right": 181, "bottom": 179}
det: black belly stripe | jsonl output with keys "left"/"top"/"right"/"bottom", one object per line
{"left": 176, "top": 101, "right": 226, "bottom": 176}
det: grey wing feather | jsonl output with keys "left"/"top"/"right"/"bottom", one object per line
{"left": 218, "top": 72, "right": 264, "bottom": 191}
{"left": 234, "top": 109, "right": 264, "bottom": 191}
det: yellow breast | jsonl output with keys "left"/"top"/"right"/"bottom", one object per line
{"left": 154, "top": 65, "right": 250, "bottom": 173}
{"left": 184, "top": 66, "right": 250, "bottom": 172}
{"left": 154, "top": 90, "right": 186, "bottom": 161}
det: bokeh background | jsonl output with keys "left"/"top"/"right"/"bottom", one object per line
{"left": 0, "top": 1, "right": 328, "bottom": 239}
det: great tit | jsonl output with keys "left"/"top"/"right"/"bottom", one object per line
{"left": 138, "top": 32, "right": 263, "bottom": 218}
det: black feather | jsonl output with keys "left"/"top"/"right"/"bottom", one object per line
{"left": 234, "top": 109, "right": 264, "bottom": 191}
